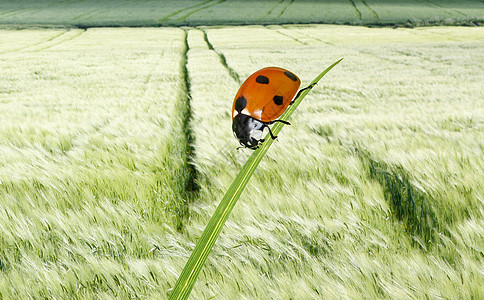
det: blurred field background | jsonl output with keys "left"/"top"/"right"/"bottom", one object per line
{"left": 1, "top": 1, "right": 484, "bottom": 299}
{"left": 0, "top": 0, "right": 483, "bottom": 27}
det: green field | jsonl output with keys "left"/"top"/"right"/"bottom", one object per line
{"left": 0, "top": 0, "right": 484, "bottom": 27}
{"left": 1, "top": 24, "right": 483, "bottom": 298}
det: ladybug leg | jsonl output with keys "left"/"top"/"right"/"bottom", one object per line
{"left": 254, "top": 139, "right": 264, "bottom": 149}
{"left": 262, "top": 119, "right": 291, "bottom": 142}
{"left": 263, "top": 119, "right": 290, "bottom": 141}
{"left": 252, "top": 140, "right": 265, "bottom": 150}
{"left": 266, "top": 126, "right": 277, "bottom": 140}
{"left": 291, "top": 83, "right": 317, "bottom": 105}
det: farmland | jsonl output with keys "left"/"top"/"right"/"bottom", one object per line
{"left": 1, "top": 24, "right": 483, "bottom": 298}
{"left": 0, "top": 0, "right": 483, "bottom": 27}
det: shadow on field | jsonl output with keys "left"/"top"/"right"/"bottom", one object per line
{"left": 354, "top": 147, "right": 438, "bottom": 249}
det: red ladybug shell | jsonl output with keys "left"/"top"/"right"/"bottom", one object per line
{"left": 232, "top": 67, "right": 301, "bottom": 123}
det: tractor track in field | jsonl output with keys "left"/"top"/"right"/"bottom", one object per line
{"left": 176, "top": 0, "right": 226, "bottom": 22}
{"left": 262, "top": 0, "right": 284, "bottom": 19}
{"left": 266, "top": 26, "right": 307, "bottom": 45}
{"left": 201, "top": 29, "right": 241, "bottom": 84}
{"left": 348, "top": 0, "right": 363, "bottom": 21}
{"left": 0, "top": 9, "right": 28, "bottom": 20}
{"left": 394, "top": 49, "right": 434, "bottom": 63}
{"left": 142, "top": 51, "right": 166, "bottom": 97}
{"left": 180, "top": 29, "right": 198, "bottom": 196}
{"left": 169, "top": 28, "right": 240, "bottom": 230}
{"left": 307, "top": 133, "right": 441, "bottom": 248}
{"left": 30, "top": 31, "right": 69, "bottom": 50}
{"left": 392, "top": 48, "right": 451, "bottom": 66}
{"left": 266, "top": 27, "right": 419, "bottom": 74}
{"left": 407, "top": 28, "right": 466, "bottom": 43}
{"left": 158, "top": 0, "right": 215, "bottom": 22}
{"left": 419, "top": 0, "right": 467, "bottom": 17}
{"left": 0, "top": 30, "right": 69, "bottom": 54}
{"left": 353, "top": 146, "right": 439, "bottom": 248}
{"left": 13, "top": 29, "right": 85, "bottom": 53}
{"left": 168, "top": 28, "right": 199, "bottom": 232}
{"left": 158, "top": 0, "right": 226, "bottom": 23}
{"left": 71, "top": 7, "right": 107, "bottom": 22}
{"left": 0, "top": 9, "right": 19, "bottom": 18}
{"left": 280, "top": 25, "right": 336, "bottom": 45}
{"left": 361, "top": 0, "right": 380, "bottom": 21}
{"left": 260, "top": 0, "right": 293, "bottom": 20}
{"left": 31, "top": 29, "right": 85, "bottom": 52}
{"left": 346, "top": 46, "right": 414, "bottom": 67}
{"left": 279, "top": 0, "right": 294, "bottom": 18}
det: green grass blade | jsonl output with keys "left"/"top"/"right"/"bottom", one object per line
{"left": 169, "top": 58, "right": 343, "bottom": 300}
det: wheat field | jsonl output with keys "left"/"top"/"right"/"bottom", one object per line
{"left": 0, "top": 0, "right": 483, "bottom": 27}
{"left": 0, "top": 25, "right": 483, "bottom": 298}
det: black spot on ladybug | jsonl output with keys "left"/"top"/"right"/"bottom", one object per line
{"left": 235, "top": 96, "right": 247, "bottom": 112}
{"left": 284, "top": 71, "right": 297, "bottom": 82}
{"left": 256, "top": 75, "right": 269, "bottom": 84}
{"left": 273, "top": 95, "right": 283, "bottom": 106}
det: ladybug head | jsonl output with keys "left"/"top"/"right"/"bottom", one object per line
{"left": 232, "top": 114, "right": 265, "bottom": 149}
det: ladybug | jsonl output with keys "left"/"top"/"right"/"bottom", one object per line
{"left": 232, "top": 67, "right": 314, "bottom": 149}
